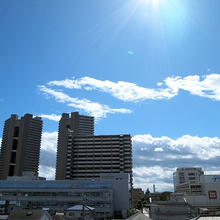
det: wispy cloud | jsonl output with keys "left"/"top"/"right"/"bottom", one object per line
{"left": 39, "top": 114, "right": 61, "bottom": 122}
{"left": 38, "top": 85, "right": 132, "bottom": 119}
{"left": 165, "top": 74, "right": 220, "bottom": 101}
{"left": 48, "top": 74, "right": 220, "bottom": 102}
{"left": 48, "top": 76, "right": 177, "bottom": 101}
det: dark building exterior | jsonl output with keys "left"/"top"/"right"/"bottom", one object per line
{"left": 56, "top": 112, "right": 94, "bottom": 180}
{"left": 69, "top": 135, "right": 132, "bottom": 186}
{"left": 0, "top": 114, "right": 42, "bottom": 180}
{"left": 55, "top": 112, "right": 133, "bottom": 187}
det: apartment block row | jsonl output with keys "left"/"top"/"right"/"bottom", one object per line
{"left": 0, "top": 112, "right": 132, "bottom": 184}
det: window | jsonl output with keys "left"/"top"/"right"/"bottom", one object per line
{"left": 209, "top": 191, "right": 217, "bottom": 199}
{"left": 13, "top": 127, "right": 19, "bottom": 137}
{"left": 10, "top": 152, "right": 16, "bottom": 163}
{"left": 189, "top": 177, "right": 195, "bottom": 180}
{"left": 12, "top": 139, "right": 18, "bottom": 150}
{"left": 8, "top": 165, "right": 15, "bottom": 176}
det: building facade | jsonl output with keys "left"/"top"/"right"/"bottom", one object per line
{"left": 0, "top": 173, "right": 130, "bottom": 219}
{"left": 56, "top": 112, "right": 133, "bottom": 188}
{"left": 70, "top": 135, "right": 132, "bottom": 181}
{"left": 173, "top": 167, "right": 204, "bottom": 192}
{"left": 56, "top": 112, "right": 94, "bottom": 180}
{"left": 0, "top": 114, "right": 42, "bottom": 180}
{"left": 172, "top": 167, "right": 220, "bottom": 209}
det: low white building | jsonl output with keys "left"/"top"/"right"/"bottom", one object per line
{"left": 173, "top": 167, "right": 204, "bottom": 192}
{"left": 172, "top": 167, "right": 220, "bottom": 209}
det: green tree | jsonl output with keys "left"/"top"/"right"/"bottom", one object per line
{"left": 159, "top": 191, "right": 171, "bottom": 201}
{"left": 136, "top": 200, "right": 144, "bottom": 213}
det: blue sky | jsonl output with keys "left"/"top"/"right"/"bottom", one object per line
{"left": 1, "top": 0, "right": 220, "bottom": 191}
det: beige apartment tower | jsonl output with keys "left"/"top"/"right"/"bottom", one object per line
{"left": 55, "top": 112, "right": 133, "bottom": 186}
{"left": 56, "top": 112, "right": 94, "bottom": 180}
{"left": 0, "top": 114, "right": 43, "bottom": 180}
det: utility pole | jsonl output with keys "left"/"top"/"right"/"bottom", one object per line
{"left": 82, "top": 193, "right": 86, "bottom": 220}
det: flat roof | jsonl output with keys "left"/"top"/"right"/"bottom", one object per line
{"left": 0, "top": 181, "right": 112, "bottom": 189}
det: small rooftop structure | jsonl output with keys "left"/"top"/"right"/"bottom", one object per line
{"left": 67, "top": 205, "right": 95, "bottom": 211}
{"left": 66, "top": 205, "right": 95, "bottom": 220}
{"left": 7, "top": 209, "right": 52, "bottom": 220}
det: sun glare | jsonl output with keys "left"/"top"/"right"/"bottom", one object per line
{"left": 141, "top": 0, "right": 167, "bottom": 10}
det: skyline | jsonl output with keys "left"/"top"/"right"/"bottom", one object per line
{"left": 1, "top": 0, "right": 220, "bottom": 191}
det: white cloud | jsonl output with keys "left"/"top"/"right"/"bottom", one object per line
{"left": 133, "top": 166, "right": 174, "bottom": 179}
{"left": 47, "top": 74, "right": 220, "bottom": 102}
{"left": 48, "top": 76, "right": 177, "bottom": 102}
{"left": 164, "top": 74, "right": 220, "bottom": 100}
{"left": 38, "top": 85, "right": 132, "bottom": 119}
{"left": 154, "top": 147, "right": 164, "bottom": 152}
{"left": 133, "top": 134, "right": 220, "bottom": 160}
{"left": 39, "top": 114, "right": 61, "bottom": 122}
{"left": 39, "top": 165, "right": 55, "bottom": 180}
{"left": 132, "top": 134, "right": 220, "bottom": 191}
{"left": 133, "top": 166, "right": 174, "bottom": 192}
{"left": 41, "top": 132, "right": 58, "bottom": 153}
{"left": 39, "top": 132, "right": 57, "bottom": 178}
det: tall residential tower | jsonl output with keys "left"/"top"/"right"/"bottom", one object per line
{"left": 55, "top": 112, "right": 94, "bottom": 180}
{"left": 0, "top": 114, "right": 43, "bottom": 180}
{"left": 55, "top": 112, "right": 133, "bottom": 187}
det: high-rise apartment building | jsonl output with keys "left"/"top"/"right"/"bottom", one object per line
{"left": 56, "top": 112, "right": 94, "bottom": 180}
{"left": 55, "top": 112, "right": 133, "bottom": 187}
{"left": 0, "top": 114, "right": 42, "bottom": 180}
{"left": 67, "top": 135, "right": 132, "bottom": 185}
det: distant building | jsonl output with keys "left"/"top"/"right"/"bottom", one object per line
{"left": 66, "top": 205, "right": 95, "bottom": 220}
{"left": 150, "top": 192, "right": 163, "bottom": 202}
{"left": 172, "top": 167, "right": 220, "bottom": 210}
{"left": 149, "top": 201, "right": 190, "bottom": 220}
{"left": 131, "top": 188, "right": 145, "bottom": 208}
{"left": 0, "top": 114, "right": 42, "bottom": 180}
{"left": 173, "top": 167, "right": 204, "bottom": 192}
